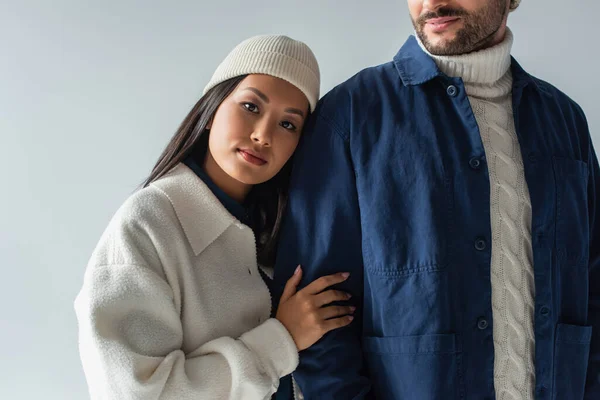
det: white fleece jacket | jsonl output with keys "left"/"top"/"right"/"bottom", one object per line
{"left": 74, "top": 163, "right": 299, "bottom": 400}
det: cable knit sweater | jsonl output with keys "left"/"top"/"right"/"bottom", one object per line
{"left": 74, "top": 163, "right": 299, "bottom": 400}
{"left": 419, "top": 29, "right": 536, "bottom": 399}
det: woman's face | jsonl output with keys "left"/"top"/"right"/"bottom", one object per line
{"left": 206, "top": 74, "right": 309, "bottom": 186}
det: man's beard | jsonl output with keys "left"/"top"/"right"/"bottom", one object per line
{"left": 412, "top": 0, "right": 507, "bottom": 56}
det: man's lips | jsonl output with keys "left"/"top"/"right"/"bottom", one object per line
{"left": 426, "top": 17, "right": 460, "bottom": 32}
{"left": 238, "top": 149, "right": 267, "bottom": 166}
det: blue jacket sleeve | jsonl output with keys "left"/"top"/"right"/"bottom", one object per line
{"left": 585, "top": 133, "right": 600, "bottom": 398}
{"left": 273, "top": 110, "right": 372, "bottom": 399}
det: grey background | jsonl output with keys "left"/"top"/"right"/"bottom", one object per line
{"left": 1, "top": 1, "right": 597, "bottom": 398}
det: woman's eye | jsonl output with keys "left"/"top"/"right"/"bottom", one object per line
{"left": 243, "top": 103, "right": 259, "bottom": 113}
{"left": 281, "top": 121, "right": 297, "bottom": 131}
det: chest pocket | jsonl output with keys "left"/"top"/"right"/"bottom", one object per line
{"left": 552, "top": 156, "right": 589, "bottom": 263}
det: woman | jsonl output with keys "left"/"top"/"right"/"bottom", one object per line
{"left": 75, "top": 35, "right": 355, "bottom": 399}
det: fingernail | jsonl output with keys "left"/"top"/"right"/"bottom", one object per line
{"left": 294, "top": 265, "right": 301, "bottom": 275}
{"left": 346, "top": 293, "right": 352, "bottom": 299}
{"left": 350, "top": 306, "right": 356, "bottom": 312}
{"left": 341, "top": 272, "right": 350, "bottom": 279}
{"left": 348, "top": 316, "right": 354, "bottom": 321}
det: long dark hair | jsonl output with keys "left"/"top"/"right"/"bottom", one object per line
{"left": 142, "top": 76, "right": 294, "bottom": 267}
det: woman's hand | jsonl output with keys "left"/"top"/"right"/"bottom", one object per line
{"left": 276, "top": 266, "right": 355, "bottom": 351}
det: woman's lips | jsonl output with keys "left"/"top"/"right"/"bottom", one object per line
{"left": 238, "top": 149, "right": 267, "bottom": 166}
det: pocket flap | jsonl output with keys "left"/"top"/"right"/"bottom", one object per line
{"left": 556, "top": 323, "right": 592, "bottom": 344}
{"left": 552, "top": 156, "right": 589, "bottom": 177}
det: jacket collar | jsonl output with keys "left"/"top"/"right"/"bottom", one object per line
{"left": 393, "top": 35, "right": 443, "bottom": 86}
{"left": 151, "top": 163, "right": 242, "bottom": 255}
{"left": 393, "top": 35, "right": 536, "bottom": 91}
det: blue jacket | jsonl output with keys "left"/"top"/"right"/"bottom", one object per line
{"left": 273, "top": 35, "right": 600, "bottom": 400}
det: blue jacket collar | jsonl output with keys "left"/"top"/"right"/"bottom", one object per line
{"left": 393, "top": 35, "right": 442, "bottom": 86}
{"left": 393, "top": 35, "right": 536, "bottom": 90}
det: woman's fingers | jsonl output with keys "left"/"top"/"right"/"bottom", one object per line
{"left": 280, "top": 265, "right": 303, "bottom": 303}
{"left": 319, "top": 305, "right": 356, "bottom": 320}
{"left": 276, "top": 268, "right": 357, "bottom": 351}
{"left": 303, "top": 272, "right": 350, "bottom": 295}
{"left": 320, "top": 315, "right": 355, "bottom": 333}
{"left": 314, "top": 290, "right": 351, "bottom": 307}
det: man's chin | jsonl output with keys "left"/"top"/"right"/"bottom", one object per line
{"left": 421, "top": 30, "right": 454, "bottom": 49}
{"left": 423, "top": 40, "right": 452, "bottom": 56}
{"left": 422, "top": 34, "right": 469, "bottom": 56}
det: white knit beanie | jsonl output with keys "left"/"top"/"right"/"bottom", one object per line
{"left": 203, "top": 35, "right": 320, "bottom": 111}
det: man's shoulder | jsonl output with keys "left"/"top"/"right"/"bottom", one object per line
{"left": 310, "top": 61, "right": 400, "bottom": 133}
{"left": 338, "top": 61, "right": 398, "bottom": 90}
{"left": 318, "top": 61, "right": 397, "bottom": 106}
{"left": 522, "top": 72, "right": 592, "bottom": 157}
{"left": 527, "top": 74, "right": 586, "bottom": 119}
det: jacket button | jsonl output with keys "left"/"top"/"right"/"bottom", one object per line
{"left": 447, "top": 85, "right": 458, "bottom": 97}
{"left": 475, "top": 238, "right": 487, "bottom": 251}
{"left": 469, "top": 157, "right": 482, "bottom": 170}
{"left": 477, "top": 318, "right": 489, "bottom": 330}
{"left": 540, "top": 306, "right": 550, "bottom": 316}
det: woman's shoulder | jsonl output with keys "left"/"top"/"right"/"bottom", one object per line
{"left": 89, "top": 185, "right": 181, "bottom": 268}
{"left": 117, "top": 184, "right": 176, "bottom": 227}
{"left": 114, "top": 164, "right": 205, "bottom": 232}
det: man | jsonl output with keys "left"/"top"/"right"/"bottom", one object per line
{"left": 273, "top": 0, "right": 600, "bottom": 399}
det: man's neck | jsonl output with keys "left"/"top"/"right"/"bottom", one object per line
{"left": 487, "top": 25, "right": 508, "bottom": 49}
{"left": 417, "top": 28, "right": 514, "bottom": 85}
